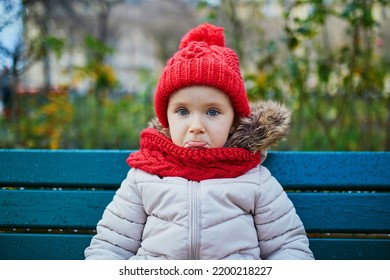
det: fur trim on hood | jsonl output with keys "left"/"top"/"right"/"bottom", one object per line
{"left": 148, "top": 100, "right": 291, "bottom": 154}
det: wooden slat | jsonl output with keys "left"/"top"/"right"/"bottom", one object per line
{"left": 0, "top": 189, "right": 114, "bottom": 228}
{"left": 0, "top": 233, "right": 389, "bottom": 260}
{"left": 264, "top": 151, "right": 390, "bottom": 189}
{"left": 0, "top": 149, "right": 131, "bottom": 188}
{"left": 0, "top": 233, "right": 92, "bottom": 260}
{"left": 309, "top": 238, "right": 390, "bottom": 260}
{"left": 288, "top": 192, "right": 390, "bottom": 233}
{"left": 1, "top": 189, "right": 389, "bottom": 232}
{"left": 1, "top": 150, "right": 389, "bottom": 189}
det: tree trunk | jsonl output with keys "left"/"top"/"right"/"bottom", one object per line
{"left": 386, "top": 98, "right": 390, "bottom": 151}
{"left": 42, "top": 0, "right": 52, "bottom": 94}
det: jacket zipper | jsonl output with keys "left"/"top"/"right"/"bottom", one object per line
{"left": 189, "top": 181, "right": 200, "bottom": 259}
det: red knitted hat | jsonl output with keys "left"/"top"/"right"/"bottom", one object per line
{"left": 154, "top": 22, "right": 250, "bottom": 128}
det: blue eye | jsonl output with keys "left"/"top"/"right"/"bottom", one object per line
{"left": 207, "top": 109, "right": 219, "bottom": 116}
{"left": 177, "top": 108, "right": 189, "bottom": 116}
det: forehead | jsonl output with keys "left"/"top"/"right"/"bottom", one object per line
{"left": 168, "top": 86, "right": 232, "bottom": 106}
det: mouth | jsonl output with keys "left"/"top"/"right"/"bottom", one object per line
{"left": 185, "top": 141, "right": 209, "bottom": 149}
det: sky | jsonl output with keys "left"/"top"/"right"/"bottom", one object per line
{"left": 0, "top": 0, "right": 23, "bottom": 70}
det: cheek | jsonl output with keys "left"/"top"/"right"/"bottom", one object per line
{"left": 217, "top": 116, "right": 234, "bottom": 133}
{"left": 168, "top": 122, "right": 186, "bottom": 146}
{"left": 209, "top": 120, "right": 233, "bottom": 145}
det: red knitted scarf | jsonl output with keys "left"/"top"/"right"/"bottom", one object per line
{"left": 126, "top": 128, "right": 261, "bottom": 181}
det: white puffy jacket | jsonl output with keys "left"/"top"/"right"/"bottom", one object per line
{"left": 85, "top": 164, "right": 313, "bottom": 260}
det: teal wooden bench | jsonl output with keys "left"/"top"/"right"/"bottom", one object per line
{"left": 0, "top": 149, "right": 389, "bottom": 260}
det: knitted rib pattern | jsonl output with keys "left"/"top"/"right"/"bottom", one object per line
{"left": 126, "top": 128, "right": 261, "bottom": 182}
{"left": 154, "top": 23, "right": 250, "bottom": 128}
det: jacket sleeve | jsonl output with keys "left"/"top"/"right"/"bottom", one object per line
{"left": 254, "top": 166, "right": 314, "bottom": 260}
{"left": 84, "top": 169, "right": 147, "bottom": 260}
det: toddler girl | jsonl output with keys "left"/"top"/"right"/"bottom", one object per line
{"left": 85, "top": 23, "right": 314, "bottom": 260}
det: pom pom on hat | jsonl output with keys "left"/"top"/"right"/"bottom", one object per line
{"left": 179, "top": 23, "right": 225, "bottom": 49}
{"left": 154, "top": 22, "right": 250, "bottom": 128}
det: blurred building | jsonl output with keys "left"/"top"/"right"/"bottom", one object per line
{"left": 19, "top": 0, "right": 198, "bottom": 95}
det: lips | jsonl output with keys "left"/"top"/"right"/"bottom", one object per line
{"left": 185, "top": 141, "right": 208, "bottom": 149}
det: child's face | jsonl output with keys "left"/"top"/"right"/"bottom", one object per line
{"left": 167, "top": 86, "right": 235, "bottom": 149}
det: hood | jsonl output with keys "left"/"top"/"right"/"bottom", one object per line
{"left": 148, "top": 100, "right": 291, "bottom": 154}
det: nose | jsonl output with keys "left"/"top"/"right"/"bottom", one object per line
{"left": 189, "top": 114, "right": 205, "bottom": 134}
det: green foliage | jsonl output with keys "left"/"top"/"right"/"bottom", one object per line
{"left": 29, "top": 35, "right": 65, "bottom": 60}
{"left": 74, "top": 35, "right": 117, "bottom": 91}
{"left": 66, "top": 93, "right": 153, "bottom": 149}
{"left": 0, "top": 88, "right": 154, "bottom": 149}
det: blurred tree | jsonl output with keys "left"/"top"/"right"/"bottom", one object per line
{"left": 111, "top": 0, "right": 198, "bottom": 63}
{"left": 22, "top": 0, "right": 122, "bottom": 91}
{"left": 198, "top": 0, "right": 389, "bottom": 151}
{"left": 2, "top": 0, "right": 135, "bottom": 148}
{"left": 281, "top": 0, "right": 389, "bottom": 150}
{"left": 74, "top": 35, "right": 118, "bottom": 146}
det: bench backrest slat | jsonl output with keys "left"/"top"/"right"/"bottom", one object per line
{"left": 1, "top": 189, "right": 389, "bottom": 233}
{"left": 1, "top": 150, "right": 389, "bottom": 189}
{"left": 0, "top": 189, "right": 113, "bottom": 229}
{"left": 265, "top": 152, "right": 390, "bottom": 189}
{"left": 0, "top": 150, "right": 131, "bottom": 188}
